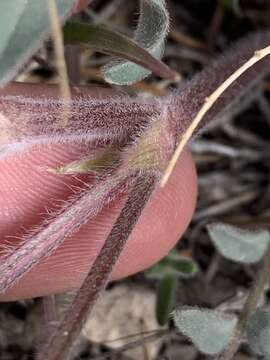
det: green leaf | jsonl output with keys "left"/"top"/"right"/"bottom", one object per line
{"left": 174, "top": 307, "right": 237, "bottom": 355}
{"left": 103, "top": 0, "right": 171, "bottom": 85}
{"left": 156, "top": 273, "right": 177, "bottom": 326}
{"left": 63, "top": 22, "right": 178, "bottom": 83}
{"left": 146, "top": 250, "right": 198, "bottom": 279}
{"left": 207, "top": 223, "right": 270, "bottom": 264}
{"left": 169, "top": 257, "right": 199, "bottom": 276}
{"left": 0, "top": 0, "right": 76, "bottom": 86}
{"left": 246, "top": 307, "right": 270, "bottom": 358}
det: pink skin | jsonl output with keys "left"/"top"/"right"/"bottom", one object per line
{"left": 0, "top": 141, "right": 197, "bottom": 300}
{"left": 0, "top": 0, "right": 198, "bottom": 301}
{"left": 0, "top": 139, "right": 196, "bottom": 300}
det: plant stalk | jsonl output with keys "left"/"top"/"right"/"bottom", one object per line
{"left": 42, "top": 295, "right": 59, "bottom": 337}
{"left": 218, "top": 246, "right": 270, "bottom": 360}
{"left": 38, "top": 173, "right": 157, "bottom": 360}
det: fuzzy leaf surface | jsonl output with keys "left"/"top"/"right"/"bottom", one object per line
{"left": 174, "top": 307, "right": 237, "bottom": 355}
{"left": 246, "top": 307, "right": 270, "bottom": 358}
{"left": 103, "top": 0, "right": 170, "bottom": 85}
{"left": 64, "top": 21, "right": 176, "bottom": 82}
{"left": 207, "top": 223, "right": 270, "bottom": 264}
{"left": 0, "top": 0, "right": 76, "bottom": 86}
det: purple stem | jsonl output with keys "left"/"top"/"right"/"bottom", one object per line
{"left": 0, "top": 172, "right": 128, "bottom": 294}
{"left": 0, "top": 29, "right": 270, "bottom": 360}
{"left": 37, "top": 30, "right": 270, "bottom": 360}
{"left": 0, "top": 84, "right": 159, "bottom": 160}
{"left": 43, "top": 295, "right": 58, "bottom": 336}
{"left": 168, "top": 31, "right": 270, "bottom": 137}
{"left": 38, "top": 173, "right": 157, "bottom": 360}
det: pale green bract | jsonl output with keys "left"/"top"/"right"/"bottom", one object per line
{"left": 174, "top": 307, "right": 237, "bottom": 355}
{"left": 0, "top": 0, "right": 76, "bottom": 86}
{"left": 103, "top": 0, "right": 169, "bottom": 85}
{"left": 207, "top": 223, "right": 270, "bottom": 264}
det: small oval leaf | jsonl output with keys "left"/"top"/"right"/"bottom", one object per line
{"left": 207, "top": 223, "right": 270, "bottom": 264}
{"left": 174, "top": 307, "right": 237, "bottom": 355}
{"left": 63, "top": 22, "right": 177, "bottom": 83}
{"left": 156, "top": 273, "right": 177, "bottom": 326}
{"left": 246, "top": 307, "right": 270, "bottom": 358}
{"left": 103, "top": 0, "right": 170, "bottom": 85}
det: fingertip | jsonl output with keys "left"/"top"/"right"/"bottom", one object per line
{"left": 112, "top": 149, "right": 198, "bottom": 279}
{"left": 0, "top": 149, "right": 197, "bottom": 300}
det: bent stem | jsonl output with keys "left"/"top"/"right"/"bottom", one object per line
{"left": 38, "top": 173, "right": 157, "bottom": 360}
{"left": 1, "top": 28, "right": 270, "bottom": 360}
{"left": 218, "top": 246, "right": 270, "bottom": 360}
{"left": 161, "top": 44, "right": 270, "bottom": 187}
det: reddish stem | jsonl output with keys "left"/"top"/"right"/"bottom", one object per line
{"left": 38, "top": 173, "right": 157, "bottom": 360}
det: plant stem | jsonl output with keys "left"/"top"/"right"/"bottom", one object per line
{"left": 38, "top": 173, "right": 157, "bottom": 360}
{"left": 218, "top": 246, "right": 270, "bottom": 360}
{"left": 48, "top": 0, "right": 71, "bottom": 127}
{"left": 161, "top": 43, "right": 270, "bottom": 187}
{"left": 0, "top": 174, "right": 126, "bottom": 294}
{"left": 42, "top": 295, "right": 58, "bottom": 336}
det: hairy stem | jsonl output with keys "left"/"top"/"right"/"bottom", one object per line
{"left": 0, "top": 83, "right": 159, "bottom": 160}
{"left": 218, "top": 246, "right": 270, "bottom": 360}
{"left": 164, "top": 31, "right": 270, "bottom": 185}
{"left": 0, "top": 172, "right": 128, "bottom": 294}
{"left": 1, "top": 32, "right": 270, "bottom": 162}
{"left": 168, "top": 31, "right": 270, "bottom": 139}
{"left": 38, "top": 173, "right": 157, "bottom": 360}
{"left": 1, "top": 28, "right": 270, "bottom": 360}
{"left": 162, "top": 43, "right": 270, "bottom": 185}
